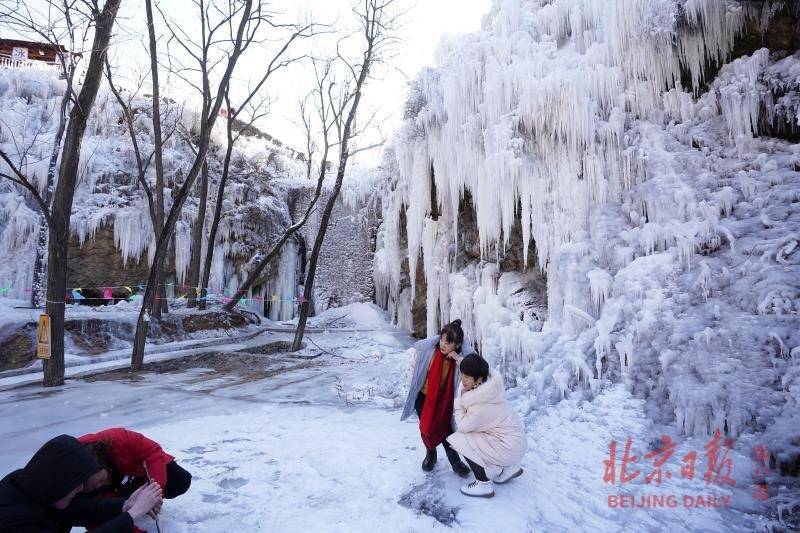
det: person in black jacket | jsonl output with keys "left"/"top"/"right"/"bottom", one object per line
{"left": 0, "top": 434, "right": 162, "bottom": 532}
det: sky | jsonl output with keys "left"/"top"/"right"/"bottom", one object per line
{"left": 244, "top": 0, "right": 494, "bottom": 164}
{"left": 1, "top": 0, "right": 492, "bottom": 164}
{"left": 116, "top": 0, "right": 491, "bottom": 165}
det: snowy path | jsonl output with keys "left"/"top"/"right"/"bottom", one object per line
{"left": 0, "top": 327, "right": 759, "bottom": 532}
{"left": 0, "top": 323, "right": 402, "bottom": 391}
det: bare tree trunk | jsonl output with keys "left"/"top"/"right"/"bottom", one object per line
{"left": 104, "top": 58, "right": 166, "bottom": 324}
{"left": 131, "top": 132, "right": 223, "bottom": 370}
{"left": 31, "top": 72, "right": 71, "bottom": 308}
{"left": 290, "top": 2, "right": 382, "bottom": 352}
{"left": 43, "top": 0, "right": 121, "bottom": 386}
{"left": 187, "top": 161, "right": 208, "bottom": 307}
{"left": 198, "top": 127, "right": 232, "bottom": 311}
{"left": 290, "top": 27, "right": 381, "bottom": 352}
{"left": 145, "top": 0, "right": 168, "bottom": 319}
{"left": 290, "top": 184, "right": 339, "bottom": 351}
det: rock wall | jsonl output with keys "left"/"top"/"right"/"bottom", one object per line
{"left": 396, "top": 189, "right": 548, "bottom": 339}
{"left": 290, "top": 184, "right": 377, "bottom": 315}
{"left": 67, "top": 225, "right": 160, "bottom": 300}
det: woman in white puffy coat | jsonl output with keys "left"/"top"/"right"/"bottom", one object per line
{"left": 446, "top": 354, "right": 527, "bottom": 498}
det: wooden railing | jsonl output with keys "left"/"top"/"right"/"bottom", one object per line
{"left": 0, "top": 55, "right": 62, "bottom": 72}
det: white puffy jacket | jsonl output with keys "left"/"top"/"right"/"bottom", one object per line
{"left": 446, "top": 368, "right": 526, "bottom": 478}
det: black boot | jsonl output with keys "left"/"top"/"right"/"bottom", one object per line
{"left": 445, "top": 446, "right": 471, "bottom": 478}
{"left": 422, "top": 448, "right": 437, "bottom": 471}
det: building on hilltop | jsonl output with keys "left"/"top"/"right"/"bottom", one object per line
{"left": 0, "top": 38, "right": 72, "bottom": 72}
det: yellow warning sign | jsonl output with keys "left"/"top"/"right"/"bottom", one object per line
{"left": 37, "top": 314, "right": 51, "bottom": 360}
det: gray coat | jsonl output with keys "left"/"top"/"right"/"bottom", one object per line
{"left": 400, "top": 335, "right": 478, "bottom": 422}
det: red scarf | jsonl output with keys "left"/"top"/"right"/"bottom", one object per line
{"left": 419, "top": 347, "right": 456, "bottom": 449}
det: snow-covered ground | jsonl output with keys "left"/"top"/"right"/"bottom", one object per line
{"left": 0, "top": 304, "right": 778, "bottom": 532}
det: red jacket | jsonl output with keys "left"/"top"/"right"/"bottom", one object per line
{"left": 78, "top": 428, "right": 174, "bottom": 488}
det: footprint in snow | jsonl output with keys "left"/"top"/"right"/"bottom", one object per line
{"left": 398, "top": 476, "right": 459, "bottom": 526}
{"left": 217, "top": 477, "right": 248, "bottom": 489}
{"left": 184, "top": 446, "right": 215, "bottom": 454}
{"left": 202, "top": 493, "right": 232, "bottom": 504}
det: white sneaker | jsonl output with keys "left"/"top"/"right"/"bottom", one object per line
{"left": 460, "top": 479, "right": 495, "bottom": 498}
{"left": 493, "top": 466, "right": 523, "bottom": 484}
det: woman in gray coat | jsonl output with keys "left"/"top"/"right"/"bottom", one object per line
{"left": 400, "top": 319, "right": 477, "bottom": 476}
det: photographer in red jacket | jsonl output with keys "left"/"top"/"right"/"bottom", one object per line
{"left": 79, "top": 428, "right": 191, "bottom": 504}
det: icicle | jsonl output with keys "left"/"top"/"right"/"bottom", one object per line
{"left": 586, "top": 268, "right": 613, "bottom": 313}
{"left": 563, "top": 304, "right": 595, "bottom": 326}
{"left": 112, "top": 207, "right": 155, "bottom": 267}
{"left": 371, "top": 0, "right": 781, "bottom": 415}
{"left": 422, "top": 217, "right": 441, "bottom": 336}
{"left": 266, "top": 239, "right": 299, "bottom": 321}
{"left": 615, "top": 333, "right": 634, "bottom": 373}
{"left": 693, "top": 261, "right": 712, "bottom": 300}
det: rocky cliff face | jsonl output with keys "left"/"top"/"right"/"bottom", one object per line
{"left": 395, "top": 189, "right": 547, "bottom": 339}
{"left": 67, "top": 225, "right": 159, "bottom": 300}
{"left": 0, "top": 323, "right": 37, "bottom": 371}
{"left": 373, "top": 0, "right": 800, "bottom": 476}
{"left": 0, "top": 67, "right": 306, "bottom": 311}
{"left": 701, "top": 1, "right": 800, "bottom": 142}
{"left": 290, "top": 181, "right": 379, "bottom": 317}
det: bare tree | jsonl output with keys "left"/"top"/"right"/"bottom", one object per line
{"left": 222, "top": 58, "right": 336, "bottom": 312}
{"left": 193, "top": 90, "right": 232, "bottom": 310}
{"left": 192, "top": 22, "right": 314, "bottom": 309}
{"left": 0, "top": 0, "right": 122, "bottom": 386}
{"left": 299, "top": 92, "right": 317, "bottom": 182}
{"left": 145, "top": 0, "right": 170, "bottom": 317}
{"left": 185, "top": 158, "right": 208, "bottom": 308}
{"left": 130, "top": 0, "right": 276, "bottom": 370}
{"left": 288, "top": 0, "right": 399, "bottom": 351}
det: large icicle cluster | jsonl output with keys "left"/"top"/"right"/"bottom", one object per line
{"left": 0, "top": 70, "right": 67, "bottom": 294}
{"left": 0, "top": 67, "right": 307, "bottom": 311}
{"left": 374, "top": 0, "right": 800, "bottom": 463}
{"left": 377, "top": 0, "right": 754, "bottom": 349}
{"left": 388, "top": 0, "right": 753, "bottom": 289}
